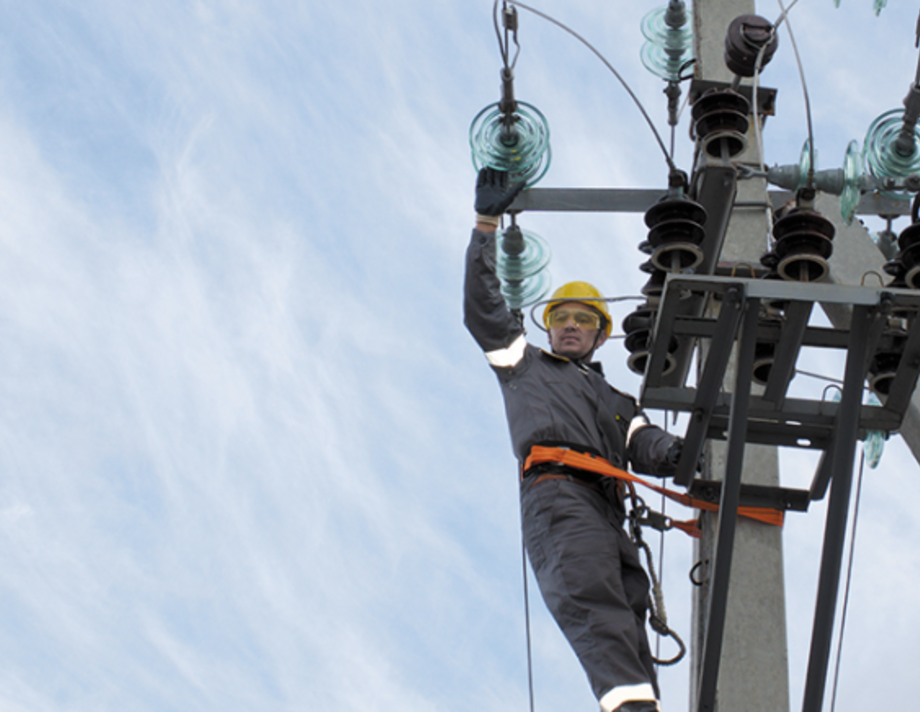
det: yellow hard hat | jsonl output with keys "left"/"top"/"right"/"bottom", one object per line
{"left": 542, "top": 281, "right": 612, "bottom": 336}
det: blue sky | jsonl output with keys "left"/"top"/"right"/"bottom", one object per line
{"left": 1, "top": 1, "right": 919, "bottom": 711}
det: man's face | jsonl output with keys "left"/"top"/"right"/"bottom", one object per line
{"left": 547, "top": 301, "right": 608, "bottom": 360}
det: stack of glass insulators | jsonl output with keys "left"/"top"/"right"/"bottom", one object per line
{"left": 640, "top": 3, "right": 693, "bottom": 81}
{"left": 495, "top": 225, "right": 551, "bottom": 310}
{"left": 470, "top": 97, "right": 553, "bottom": 309}
{"left": 469, "top": 102, "right": 551, "bottom": 185}
{"left": 863, "top": 108, "right": 920, "bottom": 199}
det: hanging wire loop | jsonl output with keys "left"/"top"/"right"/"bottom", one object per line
{"left": 502, "top": 0, "right": 677, "bottom": 173}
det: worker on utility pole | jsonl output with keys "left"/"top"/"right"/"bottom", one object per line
{"left": 464, "top": 167, "right": 684, "bottom": 712}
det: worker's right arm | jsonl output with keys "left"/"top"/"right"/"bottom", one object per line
{"left": 463, "top": 227, "right": 526, "bottom": 357}
{"left": 463, "top": 168, "right": 527, "bottom": 364}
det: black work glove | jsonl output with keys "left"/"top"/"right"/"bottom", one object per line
{"left": 666, "top": 439, "right": 683, "bottom": 467}
{"left": 474, "top": 167, "right": 525, "bottom": 217}
{"left": 667, "top": 438, "right": 705, "bottom": 473}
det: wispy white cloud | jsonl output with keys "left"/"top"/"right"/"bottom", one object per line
{"left": 1, "top": 1, "right": 919, "bottom": 711}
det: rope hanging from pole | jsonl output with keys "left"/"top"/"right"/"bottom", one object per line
{"left": 520, "top": 535, "right": 536, "bottom": 712}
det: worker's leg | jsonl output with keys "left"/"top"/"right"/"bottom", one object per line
{"left": 521, "top": 478, "right": 658, "bottom": 706}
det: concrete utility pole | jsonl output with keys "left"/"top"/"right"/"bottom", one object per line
{"left": 690, "top": 2, "right": 789, "bottom": 711}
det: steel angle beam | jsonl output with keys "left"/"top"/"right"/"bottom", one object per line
{"left": 810, "top": 449, "right": 834, "bottom": 501}
{"left": 644, "top": 277, "right": 709, "bottom": 389}
{"left": 706, "top": 418, "right": 832, "bottom": 451}
{"left": 508, "top": 187, "right": 909, "bottom": 219}
{"left": 802, "top": 305, "right": 876, "bottom": 712}
{"left": 880, "top": 309, "right": 920, "bottom": 416}
{"left": 510, "top": 185, "right": 902, "bottom": 219}
{"left": 810, "top": 411, "right": 891, "bottom": 503}
{"left": 761, "top": 300, "right": 813, "bottom": 406}
{"left": 744, "top": 277, "right": 898, "bottom": 306}
{"left": 767, "top": 189, "right": 911, "bottom": 217}
{"left": 647, "top": 285, "right": 746, "bottom": 487}
{"left": 646, "top": 383, "right": 902, "bottom": 434}
{"left": 856, "top": 191, "right": 913, "bottom": 217}
{"left": 508, "top": 187, "right": 666, "bottom": 213}
{"left": 807, "top": 408, "right": 891, "bottom": 503}
{"left": 689, "top": 479, "right": 811, "bottom": 512}
{"left": 691, "top": 165, "right": 738, "bottom": 278}
{"left": 695, "top": 299, "right": 761, "bottom": 712}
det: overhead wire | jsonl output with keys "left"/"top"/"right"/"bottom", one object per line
{"left": 828, "top": 448, "right": 868, "bottom": 712}
{"left": 502, "top": 0, "right": 678, "bottom": 173}
{"left": 520, "top": 536, "right": 536, "bottom": 712}
{"left": 655, "top": 412, "right": 672, "bottom": 667}
{"left": 528, "top": 294, "right": 645, "bottom": 333}
{"left": 772, "top": 0, "right": 814, "bottom": 184}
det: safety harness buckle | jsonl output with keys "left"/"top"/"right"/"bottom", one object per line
{"left": 637, "top": 509, "right": 673, "bottom": 533}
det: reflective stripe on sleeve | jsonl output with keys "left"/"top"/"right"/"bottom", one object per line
{"left": 485, "top": 334, "right": 527, "bottom": 368}
{"left": 599, "top": 683, "right": 659, "bottom": 712}
{"left": 626, "top": 414, "right": 650, "bottom": 446}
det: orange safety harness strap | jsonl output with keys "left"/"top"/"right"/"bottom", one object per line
{"left": 523, "top": 445, "right": 785, "bottom": 530}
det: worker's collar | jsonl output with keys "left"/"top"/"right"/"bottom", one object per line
{"left": 541, "top": 348, "right": 604, "bottom": 374}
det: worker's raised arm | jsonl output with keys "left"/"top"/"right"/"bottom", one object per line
{"left": 463, "top": 168, "right": 526, "bottom": 353}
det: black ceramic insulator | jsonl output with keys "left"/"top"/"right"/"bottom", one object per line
{"left": 771, "top": 209, "right": 836, "bottom": 282}
{"left": 897, "top": 221, "right": 920, "bottom": 252}
{"left": 639, "top": 260, "right": 667, "bottom": 299}
{"left": 644, "top": 197, "right": 708, "bottom": 272}
{"left": 622, "top": 305, "right": 677, "bottom": 376}
{"left": 724, "top": 15, "right": 779, "bottom": 77}
{"left": 692, "top": 89, "right": 751, "bottom": 158}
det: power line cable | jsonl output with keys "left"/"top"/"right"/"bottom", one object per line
{"left": 773, "top": 0, "right": 815, "bottom": 183}
{"left": 521, "top": 536, "right": 536, "bottom": 712}
{"left": 503, "top": 0, "right": 677, "bottom": 173}
{"left": 828, "top": 448, "right": 868, "bottom": 712}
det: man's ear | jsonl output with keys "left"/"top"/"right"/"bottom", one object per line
{"left": 595, "top": 330, "right": 609, "bottom": 349}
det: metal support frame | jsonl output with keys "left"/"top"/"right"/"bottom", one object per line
{"left": 638, "top": 274, "right": 920, "bottom": 712}
{"left": 801, "top": 305, "right": 876, "bottom": 712}
{"left": 696, "top": 296, "right": 760, "bottom": 712}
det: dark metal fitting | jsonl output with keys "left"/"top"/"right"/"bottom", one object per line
{"left": 689, "top": 559, "right": 708, "bottom": 586}
{"left": 664, "top": 0, "right": 687, "bottom": 30}
{"left": 795, "top": 186, "right": 817, "bottom": 208}
{"left": 649, "top": 614, "right": 670, "bottom": 636}
{"left": 668, "top": 169, "right": 689, "bottom": 190}
{"left": 638, "top": 510, "right": 673, "bottom": 532}
{"left": 499, "top": 67, "right": 517, "bottom": 117}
